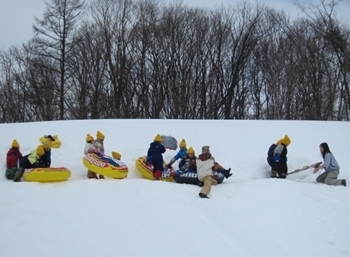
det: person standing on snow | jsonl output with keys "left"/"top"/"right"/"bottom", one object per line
{"left": 313, "top": 142, "right": 346, "bottom": 186}
{"left": 267, "top": 135, "right": 291, "bottom": 178}
{"left": 84, "top": 133, "right": 99, "bottom": 179}
{"left": 166, "top": 139, "right": 187, "bottom": 168}
{"left": 196, "top": 145, "right": 217, "bottom": 199}
{"left": 5, "top": 139, "right": 23, "bottom": 180}
{"left": 147, "top": 134, "right": 166, "bottom": 180}
{"left": 92, "top": 130, "right": 106, "bottom": 179}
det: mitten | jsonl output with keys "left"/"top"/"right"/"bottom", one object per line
{"left": 273, "top": 155, "right": 281, "bottom": 162}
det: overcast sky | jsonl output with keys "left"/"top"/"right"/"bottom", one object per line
{"left": 0, "top": 0, "right": 349, "bottom": 49}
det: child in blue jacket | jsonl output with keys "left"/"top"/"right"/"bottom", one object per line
{"left": 167, "top": 139, "right": 187, "bottom": 168}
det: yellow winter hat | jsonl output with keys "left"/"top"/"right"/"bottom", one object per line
{"left": 96, "top": 131, "right": 105, "bottom": 140}
{"left": 281, "top": 135, "right": 291, "bottom": 146}
{"left": 11, "top": 139, "right": 20, "bottom": 148}
{"left": 154, "top": 134, "right": 163, "bottom": 142}
{"left": 86, "top": 133, "right": 94, "bottom": 143}
{"left": 187, "top": 147, "right": 195, "bottom": 155}
{"left": 179, "top": 139, "right": 187, "bottom": 149}
{"left": 112, "top": 151, "right": 121, "bottom": 160}
{"left": 42, "top": 141, "right": 51, "bottom": 150}
{"left": 36, "top": 145, "right": 45, "bottom": 156}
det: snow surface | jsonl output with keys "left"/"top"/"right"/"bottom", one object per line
{"left": 0, "top": 119, "right": 349, "bottom": 257}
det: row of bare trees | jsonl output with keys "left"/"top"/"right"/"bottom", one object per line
{"left": 0, "top": 0, "right": 349, "bottom": 122}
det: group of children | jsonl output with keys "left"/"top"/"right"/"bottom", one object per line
{"left": 6, "top": 140, "right": 51, "bottom": 182}
{"left": 146, "top": 134, "right": 232, "bottom": 198}
{"left": 5, "top": 132, "right": 346, "bottom": 197}
{"left": 267, "top": 135, "right": 346, "bottom": 187}
{"left": 84, "top": 131, "right": 122, "bottom": 179}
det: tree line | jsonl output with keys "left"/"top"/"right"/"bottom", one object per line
{"left": 0, "top": 0, "right": 349, "bottom": 122}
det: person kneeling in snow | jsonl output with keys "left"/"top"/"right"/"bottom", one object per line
{"left": 6, "top": 139, "right": 23, "bottom": 180}
{"left": 313, "top": 142, "right": 346, "bottom": 187}
{"left": 147, "top": 134, "right": 166, "bottom": 180}
{"left": 13, "top": 145, "right": 45, "bottom": 182}
{"left": 196, "top": 146, "right": 217, "bottom": 199}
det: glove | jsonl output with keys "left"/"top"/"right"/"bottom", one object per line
{"left": 166, "top": 164, "right": 172, "bottom": 169}
{"left": 273, "top": 155, "right": 281, "bottom": 162}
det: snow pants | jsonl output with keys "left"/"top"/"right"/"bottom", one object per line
{"left": 316, "top": 170, "right": 342, "bottom": 186}
{"left": 199, "top": 175, "right": 217, "bottom": 196}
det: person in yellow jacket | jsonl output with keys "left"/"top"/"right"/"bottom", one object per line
{"left": 13, "top": 145, "right": 45, "bottom": 182}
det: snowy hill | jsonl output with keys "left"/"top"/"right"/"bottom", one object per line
{"left": 0, "top": 119, "right": 349, "bottom": 257}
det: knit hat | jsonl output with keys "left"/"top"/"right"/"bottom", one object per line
{"left": 11, "top": 139, "right": 20, "bottom": 148}
{"left": 96, "top": 131, "right": 105, "bottom": 140}
{"left": 42, "top": 141, "right": 51, "bottom": 150}
{"left": 187, "top": 147, "right": 195, "bottom": 155}
{"left": 86, "top": 134, "right": 94, "bottom": 143}
{"left": 281, "top": 135, "right": 291, "bottom": 146}
{"left": 154, "top": 134, "right": 163, "bottom": 142}
{"left": 179, "top": 139, "right": 187, "bottom": 149}
{"left": 112, "top": 151, "right": 121, "bottom": 160}
{"left": 36, "top": 145, "right": 45, "bottom": 156}
{"left": 202, "top": 145, "right": 210, "bottom": 154}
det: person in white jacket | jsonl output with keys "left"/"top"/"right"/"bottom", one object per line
{"left": 196, "top": 145, "right": 217, "bottom": 198}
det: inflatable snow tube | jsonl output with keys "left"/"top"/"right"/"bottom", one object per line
{"left": 83, "top": 153, "right": 128, "bottom": 179}
{"left": 39, "top": 135, "right": 62, "bottom": 148}
{"left": 173, "top": 170, "right": 225, "bottom": 185}
{"left": 23, "top": 167, "right": 71, "bottom": 182}
{"left": 135, "top": 156, "right": 174, "bottom": 182}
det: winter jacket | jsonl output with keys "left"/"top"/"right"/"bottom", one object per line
{"left": 147, "top": 142, "right": 166, "bottom": 163}
{"left": 273, "top": 144, "right": 288, "bottom": 174}
{"left": 39, "top": 150, "right": 51, "bottom": 167}
{"left": 6, "top": 148, "right": 23, "bottom": 169}
{"left": 196, "top": 153, "right": 215, "bottom": 181}
{"left": 93, "top": 140, "right": 104, "bottom": 154}
{"left": 19, "top": 150, "right": 41, "bottom": 169}
{"left": 84, "top": 142, "right": 96, "bottom": 155}
{"left": 323, "top": 152, "right": 340, "bottom": 172}
{"left": 173, "top": 149, "right": 187, "bottom": 162}
{"left": 273, "top": 144, "right": 288, "bottom": 162}
{"left": 179, "top": 154, "right": 197, "bottom": 172}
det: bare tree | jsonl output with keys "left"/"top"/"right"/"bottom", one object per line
{"left": 32, "top": 0, "right": 86, "bottom": 120}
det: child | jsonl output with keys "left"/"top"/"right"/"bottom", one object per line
{"left": 39, "top": 141, "right": 51, "bottom": 167}
{"left": 167, "top": 139, "right": 187, "bottom": 168}
{"left": 178, "top": 147, "right": 197, "bottom": 173}
{"left": 212, "top": 162, "right": 232, "bottom": 178}
{"left": 147, "top": 134, "right": 166, "bottom": 180}
{"left": 13, "top": 145, "right": 45, "bottom": 182}
{"left": 6, "top": 139, "right": 23, "bottom": 180}
{"left": 93, "top": 131, "right": 105, "bottom": 179}
{"left": 267, "top": 135, "right": 291, "bottom": 178}
{"left": 84, "top": 133, "right": 99, "bottom": 179}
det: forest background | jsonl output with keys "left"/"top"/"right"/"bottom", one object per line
{"left": 1, "top": 0, "right": 350, "bottom": 122}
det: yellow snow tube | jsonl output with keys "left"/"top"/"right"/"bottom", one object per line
{"left": 39, "top": 135, "right": 62, "bottom": 148}
{"left": 23, "top": 167, "right": 71, "bottom": 182}
{"left": 135, "top": 156, "right": 174, "bottom": 182}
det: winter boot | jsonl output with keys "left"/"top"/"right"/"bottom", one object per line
{"left": 13, "top": 168, "right": 24, "bottom": 182}
{"left": 270, "top": 170, "right": 277, "bottom": 178}
{"left": 154, "top": 170, "right": 162, "bottom": 180}
{"left": 87, "top": 170, "right": 98, "bottom": 179}
{"left": 199, "top": 193, "right": 209, "bottom": 199}
{"left": 99, "top": 175, "right": 105, "bottom": 179}
{"left": 224, "top": 168, "right": 232, "bottom": 178}
{"left": 342, "top": 179, "right": 347, "bottom": 187}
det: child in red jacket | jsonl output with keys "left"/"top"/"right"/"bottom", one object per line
{"left": 6, "top": 139, "right": 23, "bottom": 180}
